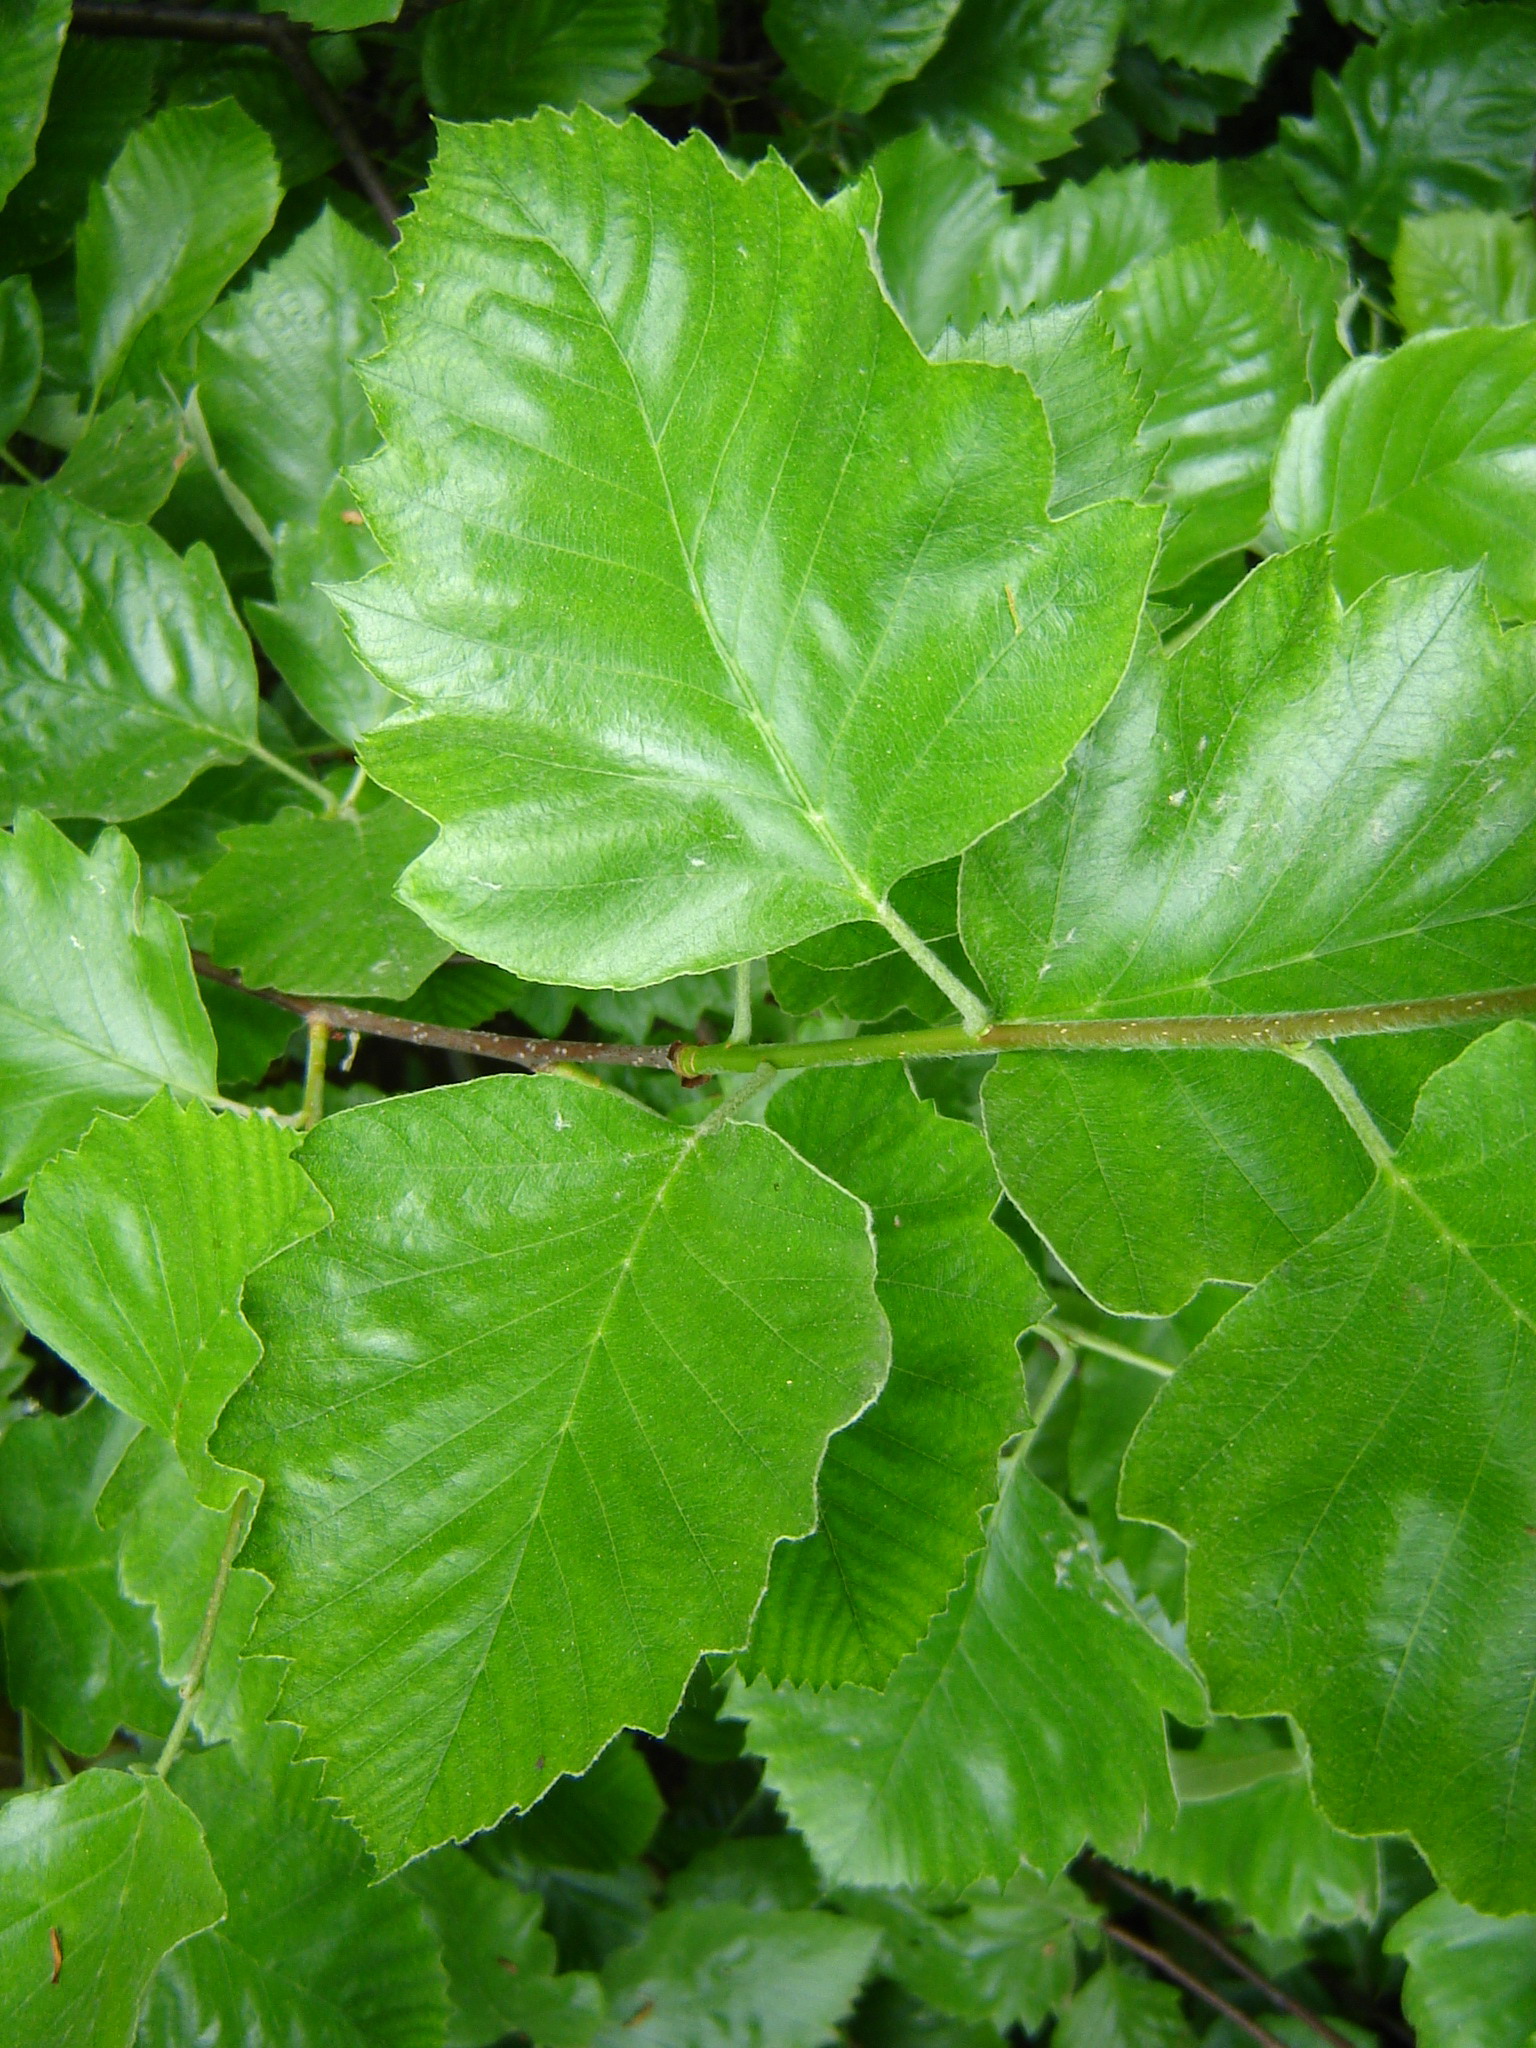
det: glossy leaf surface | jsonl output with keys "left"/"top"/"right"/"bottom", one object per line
{"left": 0, "top": 1093, "right": 327, "bottom": 1505}
{"left": 1100, "top": 225, "right": 1309, "bottom": 584}
{"left": 423, "top": 0, "right": 667, "bottom": 120}
{"left": 871, "top": 128, "right": 1010, "bottom": 350}
{"left": 1055, "top": 1969, "right": 1194, "bottom": 2048}
{"left": 76, "top": 100, "right": 280, "bottom": 395}
{"left": 197, "top": 206, "right": 391, "bottom": 534}
{"left": 734, "top": 1456, "right": 1203, "bottom": 1889}
{"left": 0, "top": 814, "right": 217, "bottom": 1200}
{"left": 0, "top": 1401, "right": 173, "bottom": 1754}
{"left": 0, "top": 0, "right": 69, "bottom": 210}
{"left": 1387, "top": 1890, "right": 1536, "bottom": 2048}
{"left": 880, "top": 0, "right": 1123, "bottom": 184}
{"left": 1126, "top": 0, "right": 1296, "bottom": 83}
{"left": 50, "top": 396, "right": 186, "bottom": 524}
{"left": 1394, "top": 209, "right": 1536, "bottom": 334}
{"left": 0, "top": 1771, "right": 223, "bottom": 2048}
{"left": 190, "top": 793, "right": 453, "bottom": 1000}
{"left": 225, "top": 1074, "right": 888, "bottom": 1870}
{"left": 0, "top": 491, "right": 257, "bottom": 825}
{"left": 597, "top": 1905, "right": 882, "bottom": 2048}
{"left": 347, "top": 111, "right": 1156, "bottom": 991}
{"left": 140, "top": 1727, "right": 450, "bottom": 2048}
{"left": 748, "top": 1063, "right": 1042, "bottom": 1685}
{"left": 0, "top": 274, "right": 42, "bottom": 443}
{"left": 767, "top": 0, "right": 963, "bottom": 111}
{"left": 1124, "top": 1024, "right": 1536, "bottom": 1912}
{"left": 1272, "top": 325, "right": 1536, "bottom": 617}
{"left": 1278, "top": 6, "right": 1536, "bottom": 255}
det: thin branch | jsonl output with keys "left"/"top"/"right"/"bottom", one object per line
{"left": 1089, "top": 1860, "right": 1359, "bottom": 2048}
{"left": 70, "top": 3, "right": 400, "bottom": 239}
{"left": 678, "top": 983, "right": 1536, "bottom": 1074}
{"left": 655, "top": 46, "right": 782, "bottom": 80}
{"left": 1102, "top": 1925, "right": 1289, "bottom": 2048}
{"left": 193, "top": 959, "right": 1536, "bottom": 1083}
{"left": 191, "top": 956, "right": 678, "bottom": 1072}
{"left": 299, "top": 1018, "right": 330, "bottom": 1130}
{"left": 155, "top": 1491, "right": 250, "bottom": 1779}
{"left": 1037, "top": 1319, "right": 1175, "bottom": 1379}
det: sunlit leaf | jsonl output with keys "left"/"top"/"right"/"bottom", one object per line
{"left": 871, "top": 127, "right": 1010, "bottom": 349}
{"left": 0, "top": 1092, "right": 327, "bottom": 1505}
{"left": 733, "top": 1456, "right": 1204, "bottom": 1889}
{"left": 0, "top": 813, "right": 217, "bottom": 1199}
{"left": 1387, "top": 1890, "right": 1536, "bottom": 2048}
{"left": 1394, "top": 209, "right": 1536, "bottom": 334}
{"left": 0, "top": 1770, "right": 223, "bottom": 2048}
{"left": 345, "top": 110, "right": 1157, "bottom": 993}
{"left": 223, "top": 1074, "right": 888, "bottom": 1870}
{"left": 1123, "top": 1023, "right": 1536, "bottom": 1913}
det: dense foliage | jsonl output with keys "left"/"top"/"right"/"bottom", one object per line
{"left": 2, "top": 1, "right": 1536, "bottom": 2043}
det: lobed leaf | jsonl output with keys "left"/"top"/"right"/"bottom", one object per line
{"left": 189, "top": 792, "right": 454, "bottom": 1001}
{"left": 733, "top": 1455, "right": 1204, "bottom": 1890}
{"left": 344, "top": 109, "right": 1158, "bottom": 992}
{"left": 1123, "top": 1023, "right": 1536, "bottom": 1912}
{"left": 0, "top": 1771, "right": 224, "bottom": 2048}
{"left": 223, "top": 1073, "right": 889, "bottom": 1870}
{"left": 0, "top": 813, "right": 217, "bottom": 1199}
{"left": 748, "top": 1062, "right": 1041, "bottom": 1686}
{"left": 0, "top": 1091, "right": 328, "bottom": 1505}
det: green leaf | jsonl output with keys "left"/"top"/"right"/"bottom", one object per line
{"left": 1122, "top": 1023, "right": 1536, "bottom": 1914}
{"left": 488, "top": 1735, "right": 664, "bottom": 1874}
{"left": 0, "top": 275, "right": 42, "bottom": 444}
{"left": 964, "top": 551, "right": 1536, "bottom": 1308}
{"left": 50, "top": 396, "right": 187, "bottom": 525}
{"left": 1067, "top": 1346, "right": 1188, "bottom": 1614}
{"left": 766, "top": 0, "right": 963, "bottom": 112}
{"left": 0, "top": 1401, "right": 174, "bottom": 1754}
{"left": 0, "top": 1092, "right": 327, "bottom": 1506}
{"left": 406, "top": 1847, "right": 606, "bottom": 2048}
{"left": 422, "top": 0, "right": 667, "bottom": 120}
{"left": 748, "top": 1063, "right": 1043, "bottom": 1686}
{"left": 1272, "top": 325, "right": 1536, "bottom": 618}
{"left": 974, "top": 159, "right": 1223, "bottom": 319}
{"left": 1394, "top": 210, "right": 1536, "bottom": 334}
{"left": 933, "top": 304, "right": 1157, "bottom": 517}
{"left": 345, "top": 111, "right": 1157, "bottom": 993}
{"left": 964, "top": 547, "right": 1536, "bottom": 1019}
{"left": 597, "top": 1905, "right": 882, "bottom": 2048}
{"left": 0, "top": 40, "right": 160, "bottom": 277}
{"left": 839, "top": 1873, "right": 1097, "bottom": 2032}
{"left": 140, "top": 1725, "right": 450, "bottom": 2048}
{"left": 1124, "top": 0, "right": 1296, "bottom": 84}
{"left": 197, "top": 206, "right": 392, "bottom": 533}
{"left": 733, "top": 1456, "right": 1204, "bottom": 1890}
{"left": 0, "top": 813, "right": 217, "bottom": 1200}
{"left": 0, "top": 492, "right": 258, "bottom": 825}
{"left": 103, "top": 1431, "right": 278, "bottom": 1746}
{"left": 190, "top": 793, "right": 454, "bottom": 1001}
{"left": 878, "top": 0, "right": 1123, "bottom": 185}
{"left": 246, "top": 480, "right": 397, "bottom": 746}
{"left": 1217, "top": 149, "right": 1350, "bottom": 262}
{"left": 768, "top": 862, "right": 967, "bottom": 1025}
{"left": 1101, "top": 225, "right": 1309, "bottom": 584}
{"left": 1132, "top": 1727, "right": 1379, "bottom": 1938}
{"left": 984, "top": 1047, "right": 1370, "bottom": 1315}
{"left": 0, "top": 0, "right": 69, "bottom": 209}
{"left": 871, "top": 129, "right": 1010, "bottom": 351}
{"left": 0, "top": 1770, "right": 224, "bottom": 2048}
{"left": 271, "top": 0, "right": 404, "bottom": 24}
{"left": 222, "top": 1073, "right": 889, "bottom": 1871}
{"left": 1387, "top": 1890, "right": 1536, "bottom": 2048}
{"left": 669, "top": 1835, "right": 822, "bottom": 1910}
{"left": 1277, "top": 5, "right": 1536, "bottom": 257}
{"left": 854, "top": 1981, "right": 1008, "bottom": 2048}
{"left": 121, "top": 756, "right": 308, "bottom": 909}
{"left": 77, "top": 99, "right": 281, "bottom": 397}
{"left": 1054, "top": 1966, "right": 1196, "bottom": 2048}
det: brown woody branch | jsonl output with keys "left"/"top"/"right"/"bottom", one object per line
{"left": 1103, "top": 1925, "right": 1289, "bottom": 2047}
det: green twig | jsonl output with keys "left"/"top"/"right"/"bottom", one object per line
{"left": 155, "top": 1491, "right": 250, "bottom": 1780}
{"left": 1, "top": 444, "right": 40, "bottom": 485}
{"left": 729, "top": 962, "right": 754, "bottom": 1045}
{"left": 1037, "top": 1319, "right": 1175, "bottom": 1380}
{"left": 870, "top": 896, "right": 991, "bottom": 1037}
{"left": 248, "top": 741, "right": 342, "bottom": 813}
{"left": 298, "top": 1018, "right": 330, "bottom": 1131}
{"left": 1286, "top": 1043, "right": 1397, "bottom": 1171}
{"left": 20, "top": 1711, "right": 45, "bottom": 1791}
